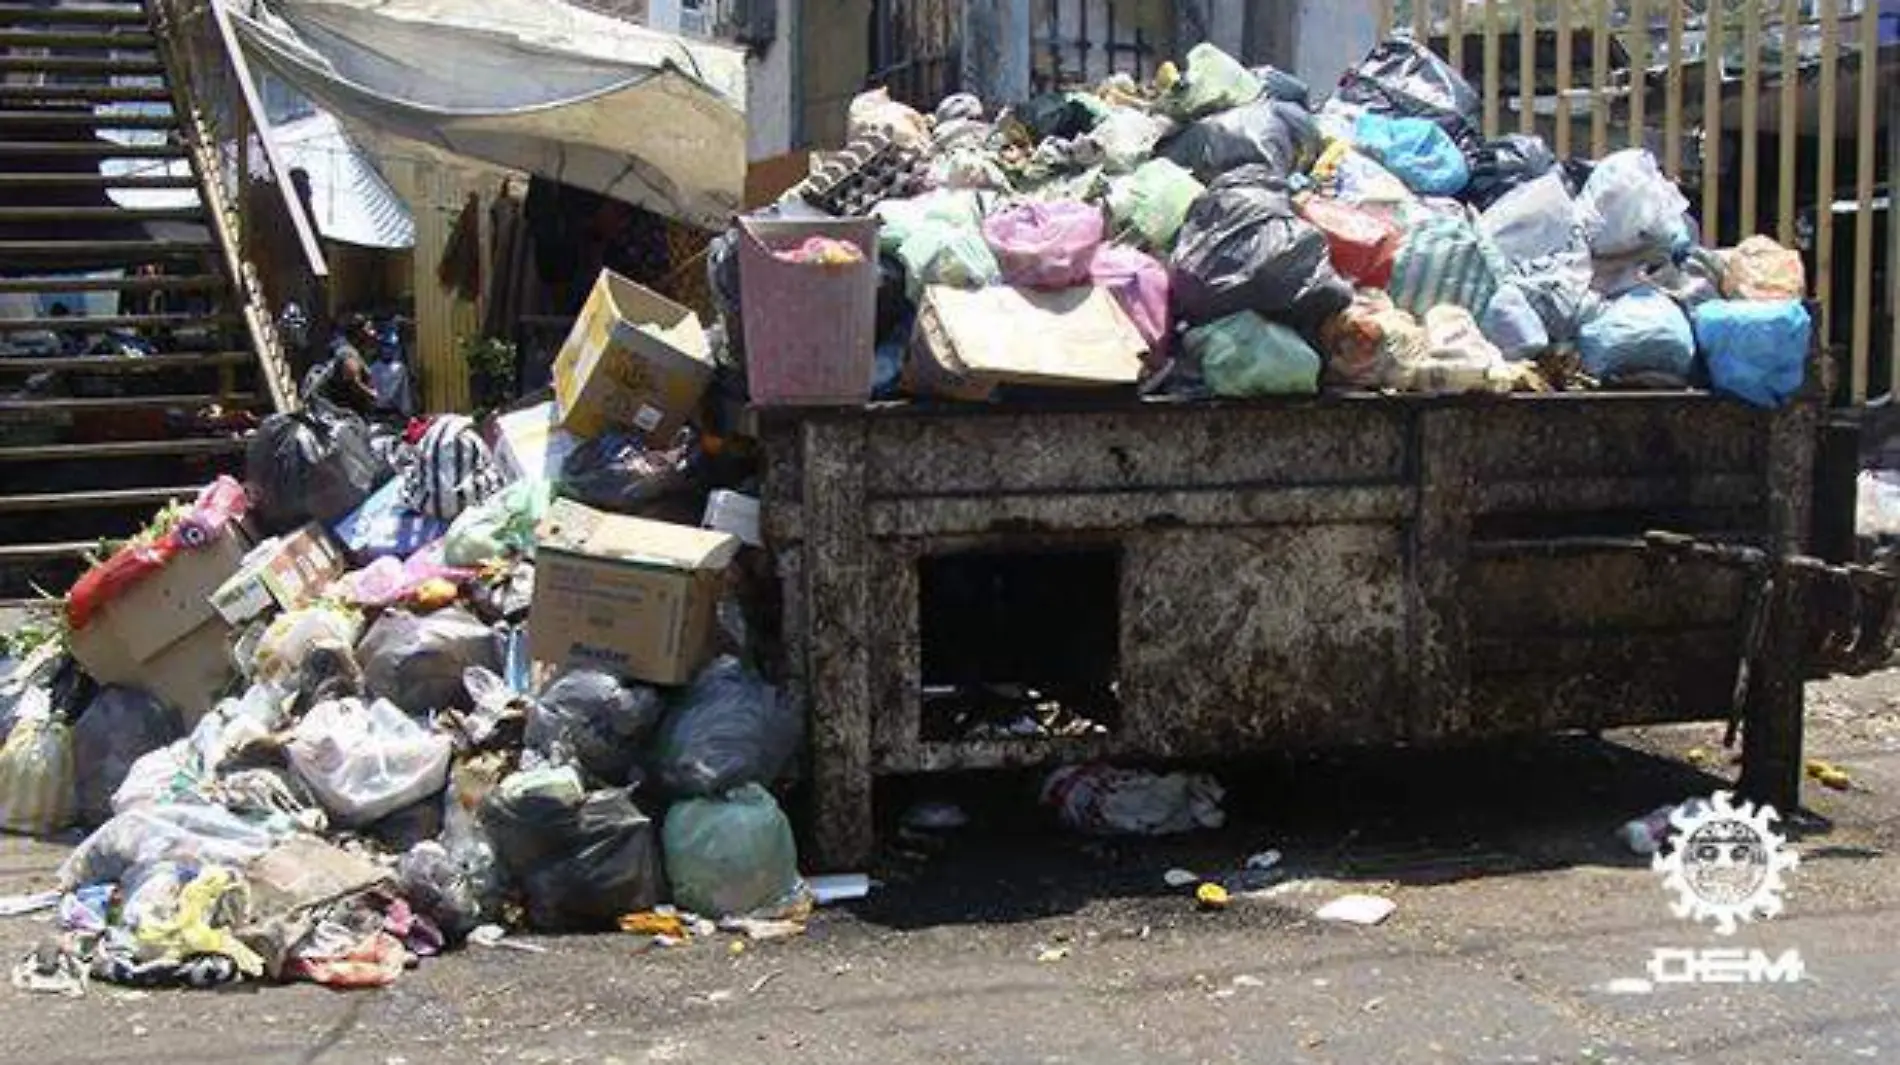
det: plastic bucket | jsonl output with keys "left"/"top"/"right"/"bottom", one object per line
{"left": 737, "top": 217, "right": 878, "bottom": 406}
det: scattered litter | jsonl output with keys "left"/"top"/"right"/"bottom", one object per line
{"left": 466, "top": 924, "right": 548, "bottom": 954}
{"left": 1036, "top": 945, "right": 1070, "bottom": 963}
{"left": 720, "top": 917, "right": 806, "bottom": 942}
{"left": 0, "top": 890, "right": 60, "bottom": 918}
{"left": 1245, "top": 850, "right": 1283, "bottom": 872}
{"left": 749, "top": 969, "right": 785, "bottom": 994}
{"left": 1195, "top": 883, "right": 1231, "bottom": 911}
{"left": 1603, "top": 977, "right": 1654, "bottom": 995}
{"left": 1163, "top": 868, "right": 1201, "bottom": 888}
{"left": 1315, "top": 894, "right": 1396, "bottom": 926}
{"left": 808, "top": 873, "right": 872, "bottom": 904}
{"left": 1232, "top": 974, "right": 1265, "bottom": 988}
{"left": 1618, "top": 797, "right": 1713, "bottom": 856}
{"left": 901, "top": 800, "right": 970, "bottom": 831}
{"left": 1041, "top": 764, "right": 1226, "bottom": 836}
{"left": 1806, "top": 759, "right": 1852, "bottom": 791}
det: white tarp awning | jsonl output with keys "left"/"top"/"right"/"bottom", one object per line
{"left": 274, "top": 110, "right": 415, "bottom": 249}
{"left": 225, "top": 0, "right": 748, "bottom": 228}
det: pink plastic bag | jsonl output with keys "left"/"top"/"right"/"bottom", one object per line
{"left": 1089, "top": 244, "right": 1172, "bottom": 363}
{"left": 981, "top": 201, "right": 1105, "bottom": 288}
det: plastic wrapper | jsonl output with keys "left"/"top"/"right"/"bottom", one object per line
{"left": 1157, "top": 43, "right": 1261, "bottom": 121}
{"left": 1719, "top": 236, "right": 1806, "bottom": 301}
{"left": 1169, "top": 166, "right": 1353, "bottom": 331}
{"left": 1185, "top": 312, "right": 1322, "bottom": 397}
{"left": 250, "top": 605, "right": 364, "bottom": 686}
{"left": 443, "top": 478, "right": 552, "bottom": 566}
{"left": 1578, "top": 286, "right": 1697, "bottom": 382}
{"left": 558, "top": 429, "right": 699, "bottom": 516}
{"left": 1577, "top": 149, "right": 1690, "bottom": 260}
{"left": 1041, "top": 764, "right": 1226, "bottom": 836}
{"left": 525, "top": 668, "right": 665, "bottom": 786}
{"left": 482, "top": 769, "right": 662, "bottom": 931}
{"left": 58, "top": 802, "right": 283, "bottom": 889}
{"left": 1352, "top": 113, "right": 1469, "bottom": 196}
{"left": 286, "top": 697, "right": 453, "bottom": 828}
{"left": 1334, "top": 37, "right": 1482, "bottom": 151}
{"left": 357, "top": 607, "right": 500, "bottom": 713}
{"left": 652, "top": 656, "right": 801, "bottom": 798}
{"left": 1161, "top": 99, "right": 1320, "bottom": 182}
{"left": 981, "top": 201, "right": 1105, "bottom": 289}
{"left": 1089, "top": 244, "right": 1173, "bottom": 363}
{"left": 662, "top": 784, "right": 804, "bottom": 918}
{"left": 245, "top": 399, "right": 394, "bottom": 535}
{"left": 1319, "top": 290, "right": 1425, "bottom": 387}
{"left": 72, "top": 686, "right": 183, "bottom": 827}
{"left": 1385, "top": 214, "right": 1507, "bottom": 318}
{"left": 1297, "top": 196, "right": 1402, "bottom": 287}
{"left": 1695, "top": 299, "right": 1811, "bottom": 409}
{"left": 1465, "top": 133, "right": 1559, "bottom": 210}
{"left": 1105, "top": 159, "right": 1204, "bottom": 252}
{"left": 0, "top": 714, "right": 74, "bottom": 836}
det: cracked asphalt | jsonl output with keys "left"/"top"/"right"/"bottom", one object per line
{"left": 2, "top": 671, "right": 1897, "bottom": 1065}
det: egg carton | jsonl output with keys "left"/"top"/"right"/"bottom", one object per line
{"left": 798, "top": 132, "right": 927, "bottom": 217}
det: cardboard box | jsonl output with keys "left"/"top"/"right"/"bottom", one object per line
{"left": 907, "top": 285, "right": 1148, "bottom": 401}
{"left": 551, "top": 270, "right": 715, "bottom": 441}
{"left": 530, "top": 499, "right": 740, "bottom": 686}
{"left": 493, "top": 399, "right": 582, "bottom": 484}
{"left": 209, "top": 523, "right": 349, "bottom": 626}
{"left": 67, "top": 526, "right": 255, "bottom": 725}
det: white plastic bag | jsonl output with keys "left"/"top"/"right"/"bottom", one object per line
{"left": 1578, "top": 149, "right": 1690, "bottom": 259}
{"left": 58, "top": 802, "right": 284, "bottom": 889}
{"left": 0, "top": 700, "right": 74, "bottom": 836}
{"left": 1479, "top": 172, "right": 1582, "bottom": 264}
{"left": 1040, "top": 764, "right": 1225, "bottom": 836}
{"left": 287, "top": 697, "right": 452, "bottom": 828}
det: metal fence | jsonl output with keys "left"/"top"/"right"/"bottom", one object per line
{"left": 1388, "top": 0, "right": 1896, "bottom": 405}
{"left": 873, "top": 0, "right": 1175, "bottom": 107}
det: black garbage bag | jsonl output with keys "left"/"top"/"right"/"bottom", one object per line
{"left": 1252, "top": 65, "right": 1313, "bottom": 107}
{"left": 1168, "top": 166, "right": 1353, "bottom": 332}
{"left": 557, "top": 429, "right": 701, "bottom": 516}
{"left": 356, "top": 607, "right": 501, "bottom": 713}
{"left": 1465, "top": 134, "right": 1559, "bottom": 210}
{"left": 1335, "top": 37, "right": 1483, "bottom": 152}
{"left": 652, "top": 656, "right": 801, "bottom": 798}
{"left": 1016, "top": 92, "right": 1103, "bottom": 140}
{"left": 483, "top": 777, "right": 661, "bottom": 931}
{"left": 525, "top": 669, "right": 666, "bottom": 786}
{"left": 245, "top": 399, "right": 395, "bottom": 534}
{"left": 1161, "top": 99, "right": 1322, "bottom": 183}
{"left": 397, "top": 807, "right": 504, "bottom": 938}
{"left": 72, "top": 686, "right": 183, "bottom": 826}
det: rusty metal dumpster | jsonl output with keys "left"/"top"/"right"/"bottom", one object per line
{"left": 756, "top": 387, "right": 1893, "bottom": 869}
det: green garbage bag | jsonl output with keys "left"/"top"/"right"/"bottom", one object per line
{"left": 872, "top": 190, "right": 985, "bottom": 254}
{"left": 896, "top": 218, "right": 1002, "bottom": 300}
{"left": 662, "top": 784, "right": 803, "bottom": 918}
{"left": 1185, "top": 311, "right": 1322, "bottom": 397}
{"left": 443, "top": 477, "right": 552, "bottom": 567}
{"left": 1159, "top": 43, "right": 1262, "bottom": 121}
{"left": 1107, "top": 159, "right": 1205, "bottom": 252}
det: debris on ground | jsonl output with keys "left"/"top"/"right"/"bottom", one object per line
{"left": 1314, "top": 893, "right": 1397, "bottom": 926}
{"left": 1806, "top": 759, "right": 1853, "bottom": 791}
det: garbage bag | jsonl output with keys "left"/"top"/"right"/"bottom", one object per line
{"left": 1385, "top": 214, "right": 1507, "bottom": 318}
{"left": 0, "top": 714, "right": 74, "bottom": 836}
{"left": 1578, "top": 286, "right": 1697, "bottom": 381}
{"left": 357, "top": 607, "right": 500, "bottom": 713}
{"left": 663, "top": 784, "right": 804, "bottom": 918}
{"left": 1647, "top": 247, "right": 1726, "bottom": 309}
{"left": 1169, "top": 167, "right": 1353, "bottom": 331}
{"left": 1481, "top": 281, "right": 1551, "bottom": 359}
{"left": 72, "top": 686, "right": 182, "bottom": 827}
{"left": 1405, "top": 305, "right": 1513, "bottom": 394}
{"left": 872, "top": 190, "right": 986, "bottom": 253}
{"left": 245, "top": 399, "right": 394, "bottom": 534}
{"left": 846, "top": 87, "right": 930, "bottom": 149}
{"left": 1352, "top": 113, "right": 1469, "bottom": 196}
{"left": 1157, "top": 43, "right": 1262, "bottom": 121}
{"left": 981, "top": 201, "right": 1105, "bottom": 289}
{"left": 1577, "top": 149, "right": 1690, "bottom": 259}
{"left": 1335, "top": 37, "right": 1483, "bottom": 152}
{"left": 1184, "top": 312, "right": 1322, "bottom": 397}
{"left": 1464, "top": 133, "right": 1558, "bottom": 210}
{"left": 286, "top": 697, "right": 453, "bottom": 828}
{"left": 1695, "top": 299, "right": 1811, "bottom": 409}
{"left": 1161, "top": 99, "right": 1321, "bottom": 183}
{"left": 58, "top": 802, "right": 283, "bottom": 889}
{"left": 331, "top": 477, "right": 448, "bottom": 564}
{"left": 1042, "top": 763, "right": 1225, "bottom": 835}
{"left": 1719, "top": 236, "right": 1806, "bottom": 301}
{"left": 558, "top": 428, "right": 699, "bottom": 515}
{"left": 396, "top": 805, "right": 502, "bottom": 937}
{"left": 1105, "top": 159, "right": 1205, "bottom": 252}
{"left": 1297, "top": 196, "right": 1402, "bottom": 287}
{"left": 1015, "top": 91, "right": 1109, "bottom": 140}
{"left": 895, "top": 218, "right": 1002, "bottom": 300}
{"left": 443, "top": 478, "right": 553, "bottom": 566}
{"left": 1252, "top": 64, "right": 1312, "bottom": 106}
{"left": 1319, "top": 290, "right": 1426, "bottom": 387}
{"left": 1089, "top": 244, "right": 1173, "bottom": 362}
{"left": 1091, "top": 107, "right": 1177, "bottom": 173}
{"left": 112, "top": 738, "right": 196, "bottom": 813}
{"left": 526, "top": 668, "right": 665, "bottom": 786}
{"left": 652, "top": 656, "right": 801, "bottom": 798}
{"left": 482, "top": 769, "right": 662, "bottom": 931}
{"left": 1478, "top": 172, "right": 1582, "bottom": 265}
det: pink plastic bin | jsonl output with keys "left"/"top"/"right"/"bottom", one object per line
{"left": 738, "top": 216, "right": 879, "bottom": 406}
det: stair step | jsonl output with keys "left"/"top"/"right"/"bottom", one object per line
{"left": 0, "top": 139, "right": 182, "bottom": 158}
{"left": 0, "top": 273, "right": 223, "bottom": 294}
{"left": 0, "top": 436, "right": 247, "bottom": 462}
{"left": 0, "top": 171, "right": 194, "bottom": 188}
{"left": 0, "top": 352, "right": 250, "bottom": 374}
{"left": 0, "top": 485, "right": 200, "bottom": 514}
{"left": 0, "top": 28, "right": 155, "bottom": 48}
{"left": 0, "top": 5, "right": 150, "bottom": 26}
{"left": 0, "top": 109, "right": 176, "bottom": 130}
{"left": 0, "top": 84, "right": 170, "bottom": 103}
{"left": 0, "top": 238, "right": 216, "bottom": 263}
{"left": 0, "top": 205, "right": 202, "bottom": 223}
{"left": 0, "top": 540, "right": 107, "bottom": 563}
{"left": 0, "top": 312, "right": 236, "bottom": 333}
{"left": 0, "top": 393, "right": 261, "bottom": 415}
{"left": 0, "top": 54, "right": 164, "bottom": 75}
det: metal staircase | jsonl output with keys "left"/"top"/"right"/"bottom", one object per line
{"left": 0, "top": 0, "right": 320, "bottom": 597}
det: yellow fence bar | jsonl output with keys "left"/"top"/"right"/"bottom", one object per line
{"left": 1448, "top": 0, "right": 1465, "bottom": 72}
{"left": 1892, "top": 82, "right": 1900, "bottom": 400}
{"left": 1701, "top": 0, "right": 1724, "bottom": 245}
{"left": 1379, "top": 0, "right": 1395, "bottom": 37}
{"left": 1664, "top": 0, "right": 1684, "bottom": 177}
{"left": 1817, "top": 0, "right": 1839, "bottom": 385}
{"left": 1628, "top": 0, "right": 1648, "bottom": 147}
{"left": 1776, "top": 0, "right": 1799, "bottom": 245}
{"left": 1853, "top": 0, "right": 1878, "bottom": 400}
{"left": 1484, "top": 0, "right": 1501, "bottom": 137}
{"left": 1415, "top": 0, "right": 1432, "bottom": 42}
{"left": 1518, "top": 0, "right": 1536, "bottom": 133}
{"left": 1590, "top": 0, "right": 1608, "bottom": 154}
{"left": 1554, "top": 0, "right": 1572, "bottom": 156}
{"left": 1740, "top": 0, "right": 1762, "bottom": 238}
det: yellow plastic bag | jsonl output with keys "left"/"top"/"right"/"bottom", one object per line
{"left": 1720, "top": 235, "right": 1806, "bottom": 301}
{"left": 0, "top": 713, "right": 76, "bottom": 836}
{"left": 132, "top": 865, "right": 265, "bottom": 976}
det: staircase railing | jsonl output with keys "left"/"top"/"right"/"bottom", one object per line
{"left": 148, "top": 0, "right": 323, "bottom": 413}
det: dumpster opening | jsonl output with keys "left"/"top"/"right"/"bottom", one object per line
{"left": 917, "top": 547, "right": 1123, "bottom": 741}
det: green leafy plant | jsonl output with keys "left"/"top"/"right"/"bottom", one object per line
{"left": 459, "top": 334, "right": 520, "bottom": 415}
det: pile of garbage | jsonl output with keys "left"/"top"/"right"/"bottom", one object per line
{"left": 0, "top": 375, "right": 803, "bottom": 993}
{"left": 709, "top": 38, "right": 1812, "bottom": 407}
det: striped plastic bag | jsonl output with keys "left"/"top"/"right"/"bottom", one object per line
{"left": 0, "top": 701, "right": 76, "bottom": 837}
{"left": 1385, "top": 214, "right": 1508, "bottom": 319}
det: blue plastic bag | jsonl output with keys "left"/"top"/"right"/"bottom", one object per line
{"left": 1694, "top": 299, "right": 1810, "bottom": 409}
{"left": 1352, "top": 113, "right": 1469, "bottom": 196}
{"left": 1578, "top": 286, "right": 1695, "bottom": 380}
{"left": 331, "top": 477, "right": 448, "bottom": 564}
